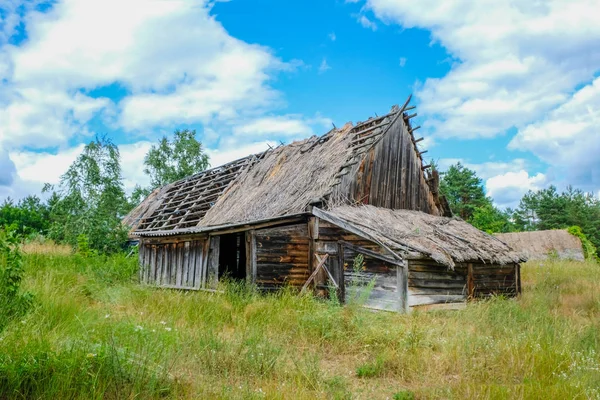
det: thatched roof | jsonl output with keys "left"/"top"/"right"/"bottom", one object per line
{"left": 495, "top": 230, "right": 584, "bottom": 261}
{"left": 316, "top": 205, "right": 526, "bottom": 267}
{"left": 128, "top": 101, "right": 434, "bottom": 235}
{"left": 125, "top": 154, "right": 265, "bottom": 233}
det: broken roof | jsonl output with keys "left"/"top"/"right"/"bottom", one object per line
{"left": 316, "top": 205, "right": 526, "bottom": 267}
{"left": 127, "top": 99, "right": 440, "bottom": 235}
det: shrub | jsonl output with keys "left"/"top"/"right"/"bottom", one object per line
{"left": 0, "top": 230, "right": 33, "bottom": 331}
{"left": 568, "top": 226, "right": 598, "bottom": 261}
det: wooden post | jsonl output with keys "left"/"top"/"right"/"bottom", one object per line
{"left": 337, "top": 243, "right": 345, "bottom": 303}
{"left": 467, "top": 263, "right": 475, "bottom": 300}
{"left": 207, "top": 236, "right": 220, "bottom": 289}
{"left": 398, "top": 262, "right": 409, "bottom": 313}
{"left": 245, "top": 230, "right": 256, "bottom": 285}
{"left": 515, "top": 264, "right": 521, "bottom": 295}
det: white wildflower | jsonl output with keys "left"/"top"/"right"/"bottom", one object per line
{"left": 165, "top": 327, "right": 172, "bottom": 332}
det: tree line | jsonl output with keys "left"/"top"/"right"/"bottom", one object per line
{"left": 439, "top": 163, "right": 599, "bottom": 257}
{"left": 1, "top": 135, "right": 599, "bottom": 257}
{"left": 1, "top": 130, "right": 208, "bottom": 254}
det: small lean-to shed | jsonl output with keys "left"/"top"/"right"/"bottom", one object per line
{"left": 127, "top": 98, "right": 523, "bottom": 312}
{"left": 495, "top": 230, "right": 585, "bottom": 261}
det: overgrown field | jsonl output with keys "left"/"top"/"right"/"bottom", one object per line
{"left": 1, "top": 251, "right": 599, "bottom": 399}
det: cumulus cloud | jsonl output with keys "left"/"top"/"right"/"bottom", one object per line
{"left": 0, "top": 0, "right": 289, "bottom": 149}
{"left": 486, "top": 170, "right": 547, "bottom": 209}
{"left": 399, "top": 57, "right": 407, "bottom": 67}
{"left": 0, "top": 147, "right": 17, "bottom": 187}
{"left": 357, "top": 15, "right": 377, "bottom": 31}
{"left": 359, "top": 0, "right": 600, "bottom": 139}
{"left": 510, "top": 76, "right": 600, "bottom": 191}
{"left": 233, "top": 115, "right": 332, "bottom": 139}
{"left": 437, "top": 158, "right": 546, "bottom": 208}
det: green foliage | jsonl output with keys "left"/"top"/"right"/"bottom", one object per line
{"left": 470, "top": 203, "right": 515, "bottom": 234}
{"left": 0, "top": 195, "right": 50, "bottom": 236}
{"left": 568, "top": 226, "right": 598, "bottom": 261}
{"left": 393, "top": 390, "right": 415, "bottom": 400}
{"left": 439, "top": 162, "right": 491, "bottom": 221}
{"left": 144, "top": 129, "right": 210, "bottom": 190}
{"left": 514, "top": 186, "right": 600, "bottom": 251}
{"left": 45, "top": 136, "right": 129, "bottom": 254}
{"left": 356, "top": 357, "right": 384, "bottom": 378}
{"left": 0, "top": 230, "right": 32, "bottom": 331}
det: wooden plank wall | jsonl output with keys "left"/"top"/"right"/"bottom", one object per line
{"left": 254, "top": 224, "right": 310, "bottom": 290}
{"left": 470, "top": 263, "right": 519, "bottom": 297}
{"left": 407, "top": 260, "right": 520, "bottom": 308}
{"left": 334, "top": 115, "right": 440, "bottom": 215}
{"left": 139, "top": 237, "right": 208, "bottom": 290}
{"left": 317, "top": 221, "right": 401, "bottom": 311}
{"left": 407, "top": 260, "right": 467, "bottom": 308}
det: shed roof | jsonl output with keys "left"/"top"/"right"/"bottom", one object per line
{"left": 495, "top": 230, "right": 584, "bottom": 261}
{"left": 315, "top": 205, "right": 526, "bottom": 268}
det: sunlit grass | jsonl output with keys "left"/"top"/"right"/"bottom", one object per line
{"left": 1, "top": 253, "right": 599, "bottom": 399}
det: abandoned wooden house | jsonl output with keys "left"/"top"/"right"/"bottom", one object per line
{"left": 126, "top": 98, "right": 525, "bottom": 312}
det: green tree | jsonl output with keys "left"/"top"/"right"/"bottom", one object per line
{"left": 45, "top": 136, "right": 129, "bottom": 254}
{"left": 439, "top": 162, "right": 491, "bottom": 221}
{"left": 513, "top": 185, "right": 600, "bottom": 250}
{"left": 470, "top": 204, "right": 514, "bottom": 234}
{"left": 0, "top": 196, "right": 50, "bottom": 237}
{"left": 143, "top": 129, "right": 210, "bottom": 189}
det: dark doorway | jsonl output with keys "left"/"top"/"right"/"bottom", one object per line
{"left": 218, "top": 233, "right": 246, "bottom": 280}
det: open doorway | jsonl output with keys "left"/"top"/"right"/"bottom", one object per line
{"left": 218, "top": 233, "right": 246, "bottom": 280}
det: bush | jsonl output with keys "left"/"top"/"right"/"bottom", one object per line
{"left": 0, "top": 230, "right": 33, "bottom": 331}
{"left": 568, "top": 226, "right": 598, "bottom": 261}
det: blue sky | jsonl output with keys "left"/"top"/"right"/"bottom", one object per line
{"left": 1, "top": 0, "right": 599, "bottom": 209}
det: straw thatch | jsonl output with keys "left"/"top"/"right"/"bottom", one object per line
{"left": 200, "top": 124, "right": 355, "bottom": 226}
{"left": 318, "top": 205, "right": 526, "bottom": 268}
{"left": 495, "top": 230, "right": 584, "bottom": 261}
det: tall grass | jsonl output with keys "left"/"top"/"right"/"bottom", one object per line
{"left": 1, "top": 251, "right": 599, "bottom": 399}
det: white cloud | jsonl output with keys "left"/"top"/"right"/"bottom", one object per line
{"left": 399, "top": 57, "right": 407, "bottom": 67}
{"left": 438, "top": 158, "right": 529, "bottom": 180}
{"left": 328, "top": 32, "right": 336, "bottom": 42}
{"left": 206, "top": 141, "right": 276, "bottom": 169}
{"left": 0, "top": 0, "right": 289, "bottom": 149}
{"left": 486, "top": 170, "right": 547, "bottom": 209}
{"left": 233, "top": 115, "right": 332, "bottom": 139}
{"left": 359, "top": 0, "right": 600, "bottom": 141}
{"left": 0, "top": 147, "right": 17, "bottom": 187}
{"left": 318, "top": 58, "right": 331, "bottom": 74}
{"left": 510, "top": 76, "right": 600, "bottom": 191}
{"left": 437, "top": 158, "right": 546, "bottom": 208}
{"left": 357, "top": 15, "right": 377, "bottom": 31}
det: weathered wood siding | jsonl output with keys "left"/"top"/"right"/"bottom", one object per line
{"left": 469, "top": 263, "right": 520, "bottom": 298}
{"left": 407, "top": 260, "right": 520, "bottom": 309}
{"left": 254, "top": 224, "right": 310, "bottom": 290}
{"left": 333, "top": 114, "right": 440, "bottom": 215}
{"left": 139, "top": 236, "right": 209, "bottom": 289}
{"left": 407, "top": 260, "right": 467, "bottom": 308}
{"left": 317, "top": 221, "right": 402, "bottom": 311}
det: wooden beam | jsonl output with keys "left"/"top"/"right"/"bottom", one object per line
{"left": 419, "top": 150, "right": 428, "bottom": 156}
{"left": 404, "top": 113, "right": 417, "bottom": 120}
{"left": 421, "top": 164, "right": 432, "bottom": 171}
{"left": 467, "top": 262, "right": 474, "bottom": 301}
{"left": 301, "top": 254, "right": 329, "bottom": 293}
{"left": 338, "top": 240, "right": 403, "bottom": 266}
{"left": 414, "top": 137, "right": 424, "bottom": 143}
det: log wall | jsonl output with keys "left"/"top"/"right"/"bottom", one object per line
{"left": 254, "top": 224, "right": 310, "bottom": 290}
{"left": 139, "top": 236, "right": 209, "bottom": 289}
{"left": 407, "top": 260, "right": 520, "bottom": 309}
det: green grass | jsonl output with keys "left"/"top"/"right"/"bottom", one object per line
{"left": 1, "top": 252, "right": 600, "bottom": 399}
